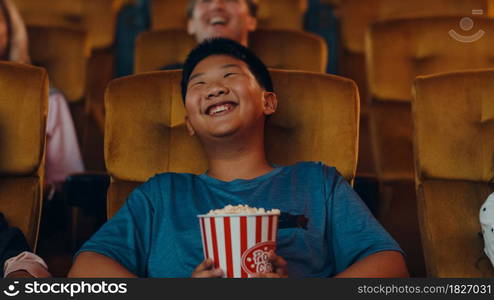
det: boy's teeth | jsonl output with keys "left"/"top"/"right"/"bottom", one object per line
{"left": 209, "top": 104, "right": 231, "bottom": 115}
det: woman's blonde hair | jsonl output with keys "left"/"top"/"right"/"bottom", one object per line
{"left": 0, "top": 0, "right": 30, "bottom": 64}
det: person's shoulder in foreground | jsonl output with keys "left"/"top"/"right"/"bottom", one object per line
{"left": 68, "top": 38, "right": 408, "bottom": 278}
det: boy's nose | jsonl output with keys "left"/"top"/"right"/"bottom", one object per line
{"left": 207, "top": 84, "right": 229, "bottom": 99}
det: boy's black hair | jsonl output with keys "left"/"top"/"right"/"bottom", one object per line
{"left": 181, "top": 38, "right": 273, "bottom": 102}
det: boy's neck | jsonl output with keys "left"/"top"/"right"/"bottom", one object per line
{"left": 203, "top": 133, "right": 273, "bottom": 182}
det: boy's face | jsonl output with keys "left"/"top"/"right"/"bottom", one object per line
{"left": 184, "top": 55, "right": 277, "bottom": 140}
{"left": 187, "top": 0, "right": 257, "bottom": 46}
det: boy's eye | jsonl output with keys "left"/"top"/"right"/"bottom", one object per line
{"left": 189, "top": 81, "right": 205, "bottom": 89}
{"left": 224, "top": 72, "right": 237, "bottom": 78}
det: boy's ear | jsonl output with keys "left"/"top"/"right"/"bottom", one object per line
{"left": 185, "top": 115, "right": 196, "bottom": 136}
{"left": 262, "top": 92, "right": 277, "bottom": 116}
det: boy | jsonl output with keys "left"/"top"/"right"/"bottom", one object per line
{"left": 69, "top": 38, "right": 408, "bottom": 278}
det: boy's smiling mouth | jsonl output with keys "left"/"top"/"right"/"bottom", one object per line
{"left": 206, "top": 101, "right": 237, "bottom": 117}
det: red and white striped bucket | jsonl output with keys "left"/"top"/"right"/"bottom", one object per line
{"left": 198, "top": 212, "right": 280, "bottom": 278}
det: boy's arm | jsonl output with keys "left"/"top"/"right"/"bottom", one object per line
{"left": 68, "top": 251, "right": 137, "bottom": 278}
{"left": 334, "top": 251, "right": 409, "bottom": 278}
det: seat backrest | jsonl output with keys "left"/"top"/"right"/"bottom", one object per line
{"left": 134, "top": 29, "right": 196, "bottom": 73}
{"left": 28, "top": 26, "right": 90, "bottom": 103}
{"left": 0, "top": 61, "right": 48, "bottom": 251}
{"left": 257, "top": 0, "right": 308, "bottom": 30}
{"left": 339, "top": 0, "right": 489, "bottom": 55}
{"left": 12, "top": 0, "right": 120, "bottom": 49}
{"left": 413, "top": 69, "right": 494, "bottom": 183}
{"left": 135, "top": 29, "right": 327, "bottom": 73}
{"left": 412, "top": 69, "right": 494, "bottom": 277}
{"left": 105, "top": 69, "right": 359, "bottom": 218}
{"left": 248, "top": 29, "right": 327, "bottom": 72}
{"left": 366, "top": 17, "right": 494, "bottom": 181}
{"left": 368, "top": 17, "right": 494, "bottom": 103}
{"left": 150, "top": 0, "right": 188, "bottom": 31}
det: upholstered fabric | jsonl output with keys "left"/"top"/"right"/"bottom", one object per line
{"left": 368, "top": 17, "right": 494, "bottom": 103}
{"left": 0, "top": 178, "right": 43, "bottom": 251}
{"left": 257, "top": 0, "right": 307, "bottom": 30}
{"left": 340, "top": 0, "right": 489, "bottom": 54}
{"left": 367, "top": 17, "right": 494, "bottom": 181}
{"left": 413, "top": 69, "right": 494, "bottom": 182}
{"left": 248, "top": 29, "right": 327, "bottom": 73}
{"left": 417, "top": 180, "right": 494, "bottom": 277}
{"left": 83, "top": 0, "right": 121, "bottom": 49}
{"left": 106, "top": 180, "right": 140, "bottom": 219}
{"left": 339, "top": 1, "right": 489, "bottom": 177}
{"left": 0, "top": 62, "right": 47, "bottom": 175}
{"left": 150, "top": 0, "right": 188, "bottom": 31}
{"left": 413, "top": 70, "right": 494, "bottom": 277}
{"left": 12, "top": 0, "right": 120, "bottom": 49}
{"left": 134, "top": 29, "right": 196, "bottom": 73}
{"left": 28, "top": 26, "right": 90, "bottom": 103}
{"left": 105, "top": 69, "right": 359, "bottom": 217}
{"left": 135, "top": 29, "right": 327, "bottom": 73}
{"left": 0, "top": 62, "right": 48, "bottom": 251}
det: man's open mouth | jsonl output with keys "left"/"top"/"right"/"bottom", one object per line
{"left": 206, "top": 102, "right": 237, "bottom": 116}
{"left": 210, "top": 16, "right": 228, "bottom": 26}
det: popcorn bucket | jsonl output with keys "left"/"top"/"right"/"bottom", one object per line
{"left": 197, "top": 212, "right": 280, "bottom": 278}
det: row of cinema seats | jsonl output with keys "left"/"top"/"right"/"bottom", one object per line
{"left": 10, "top": 0, "right": 318, "bottom": 172}
{"left": 2, "top": 61, "right": 493, "bottom": 277}
{"left": 2, "top": 0, "right": 494, "bottom": 277}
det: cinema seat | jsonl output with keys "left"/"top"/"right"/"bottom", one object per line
{"left": 338, "top": 0, "right": 489, "bottom": 177}
{"left": 248, "top": 29, "right": 327, "bottom": 73}
{"left": 135, "top": 29, "right": 327, "bottom": 73}
{"left": 12, "top": 0, "right": 121, "bottom": 49}
{"left": 150, "top": 0, "right": 188, "bottom": 31}
{"left": 105, "top": 69, "right": 359, "bottom": 218}
{"left": 134, "top": 29, "right": 196, "bottom": 73}
{"left": 413, "top": 69, "right": 494, "bottom": 277}
{"left": 339, "top": 0, "right": 489, "bottom": 100}
{"left": 257, "top": 0, "right": 308, "bottom": 30}
{"left": 27, "top": 26, "right": 90, "bottom": 103}
{"left": 366, "top": 16, "right": 494, "bottom": 277}
{"left": 0, "top": 62, "right": 48, "bottom": 251}
{"left": 367, "top": 17, "right": 494, "bottom": 183}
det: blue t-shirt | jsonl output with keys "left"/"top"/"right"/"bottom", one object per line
{"left": 77, "top": 162, "right": 403, "bottom": 277}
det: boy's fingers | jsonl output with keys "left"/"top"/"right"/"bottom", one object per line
{"left": 269, "top": 251, "right": 288, "bottom": 277}
{"left": 253, "top": 272, "right": 281, "bottom": 278}
{"left": 192, "top": 259, "right": 214, "bottom": 273}
{"left": 193, "top": 268, "right": 224, "bottom": 278}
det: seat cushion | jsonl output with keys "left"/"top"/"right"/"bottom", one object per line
{"left": 418, "top": 179, "right": 494, "bottom": 277}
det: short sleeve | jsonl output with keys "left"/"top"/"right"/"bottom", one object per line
{"left": 75, "top": 184, "right": 155, "bottom": 277}
{"left": 328, "top": 170, "right": 404, "bottom": 274}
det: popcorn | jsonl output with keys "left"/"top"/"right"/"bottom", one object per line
{"left": 206, "top": 204, "right": 280, "bottom": 216}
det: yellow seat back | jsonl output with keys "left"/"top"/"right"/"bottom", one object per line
{"left": 0, "top": 62, "right": 48, "bottom": 251}
{"left": 413, "top": 69, "right": 494, "bottom": 277}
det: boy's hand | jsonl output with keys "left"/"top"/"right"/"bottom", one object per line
{"left": 253, "top": 251, "right": 288, "bottom": 278}
{"left": 191, "top": 259, "right": 224, "bottom": 278}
